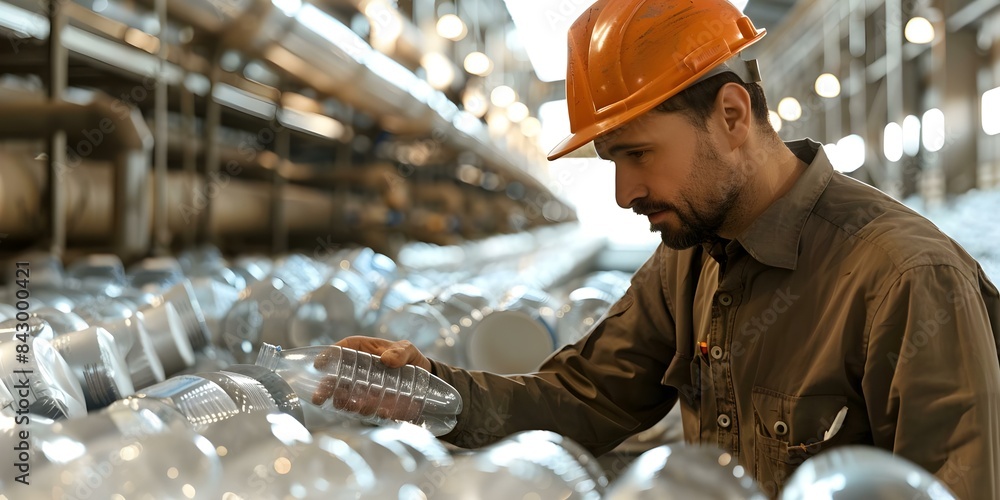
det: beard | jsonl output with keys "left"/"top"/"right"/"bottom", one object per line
{"left": 636, "top": 141, "right": 746, "bottom": 250}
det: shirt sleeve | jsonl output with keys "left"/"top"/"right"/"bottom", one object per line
{"left": 429, "top": 246, "right": 680, "bottom": 455}
{"left": 863, "top": 263, "right": 1000, "bottom": 499}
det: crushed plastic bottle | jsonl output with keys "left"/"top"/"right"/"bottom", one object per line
{"left": 433, "top": 430, "right": 608, "bottom": 500}
{"left": 780, "top": 445, "right": 957, "bottom": 500}
{"left": 255, "top": 343, "right": 463, "bottom": 436}
{"left": 604, "top": 444, "right": 766, "bottom": 500}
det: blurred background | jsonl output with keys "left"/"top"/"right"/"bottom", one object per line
{"left": 0, "top": 0, "right": 997, "bottom": 274}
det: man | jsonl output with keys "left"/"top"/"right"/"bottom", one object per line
{"left": 326, "top": 0, "right": 1000, "bottom": 496}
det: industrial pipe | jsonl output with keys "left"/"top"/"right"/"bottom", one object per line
{"left": 129, "top": 0, "right": 434, "bottom": 133}
{"left": 317, "top": 162, "right": 412, "bottom": 211}
{"left": 0, "top": 88, "right": 153, "bottom": 258}
{"left": 411, "top": 182, "right": 465, "bottom": 214}
{"left": 0, "top": 144, "right": 395, "bottom": 246}
{"left": 0, "top": 143, "right": 144, "bottom": 244}
{"left": 163, "top": 172, "right": 344, "bottom": 237}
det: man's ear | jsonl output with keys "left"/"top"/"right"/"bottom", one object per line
{"left": 714, "top": 82, "right": 752, "bottom": 150}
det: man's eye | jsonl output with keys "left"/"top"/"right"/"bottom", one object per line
{"left": 627, "top": 151, "right": 646, "bottom": 159}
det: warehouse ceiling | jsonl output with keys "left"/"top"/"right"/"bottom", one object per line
{"left": 743, "top": 0, "right": 800, "bottom": 32}
{"left": 497, "top": 0, "right": 802, "bottom": 83}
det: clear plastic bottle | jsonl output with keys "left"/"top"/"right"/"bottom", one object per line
{"left": 372, "top": 280, "right": 459, "bottom": 365}
{"left": 433, "top": 430, "right": 607, "bottom": 500}
{"left": 255, "top": 343, "right": 463, "bottom": 436}
{"left": 319, "top": 423, "right": 454, "bottom": 499}
{"left": 288, "top": 268, "right": 374, "bottom": 348}
{"left": 604, "top": 444, "right": 766, "bottom": 500}
{"left": 49, "top": 326, "right": 135, "bottom": 410}
{"left": 220, "top": 278, "right": 298, "bottom": 363}
{"left": 224, "top": 364, "right": 305, "bottom": 424}
{"left": 1, "top": 333, "right": 87, "bottom": 419}
{"left": 27, "top": 397, "right": 222, "bottom": 500}
{"left": 556, "top": 286, "right": 618, "bottom": 346}
{"left": 780, "top": 445, "right": 957, "bottom": 500}
{"left": 468, "top": 286, "right": 558, "bottom": 374}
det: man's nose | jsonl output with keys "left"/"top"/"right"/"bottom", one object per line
{"left": 615, "top": 166, "right": 647, "bottom": 209}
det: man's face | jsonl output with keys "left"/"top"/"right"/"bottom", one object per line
{"left": 595, "top": 110, "right": 749, "bottom": 249}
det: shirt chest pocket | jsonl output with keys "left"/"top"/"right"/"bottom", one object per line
{"left": 751, "top": 387, "right": 859, "bottom": 496}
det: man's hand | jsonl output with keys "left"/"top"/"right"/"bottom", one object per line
{"left": 332, "top": 336, "right": 432, "bottom": 372}
{"left": 308, "top": 336, "right": 433, "bottom": 421}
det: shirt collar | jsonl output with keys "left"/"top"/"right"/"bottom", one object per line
{"left": 734, "top": 138, "right": 833, "bottom": 271}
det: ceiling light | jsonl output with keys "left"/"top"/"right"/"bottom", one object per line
{"left": 364, "top": 1, "right": 404, "bottom": 51}
{"left": 421, "top": 53, "right": 455, "bottom": 90}
{"left": 463, "top": 51, "right": 492, "bottom": 76}
{"left": 904, "top": 17, "right": 935, "bottom": 44}
{"left": 983, "top": 86, "right": 1000, "bottom": 136}
{"left": 436, "top": 14, "right": 467, "bottom": 41}
{"left": 777, "top": 97, "right": 802, "bottom": 121}
{"left": 767, "top": 110, "right": 782, "bottom": 132}
{"left": 490, "top": 85, "right": 516, "bottom": 107}
{"left": 883, "top": 122, "right": 903, "bottom": 162}
{"left": 823, "top": 143, "right": 840, "bottom": 168}
{"left": 835, "top": 134, "right": 865, "bottom": 173}
{"left": 521, "top": 116, "right": 541, "bottom": 137}
{"left": 462, "top": 86, "right": 488, "bottom": 118}
{"left": 815, "top": 73, "right": 841, "bottom": 98}
{"left": 921, "top": 108, "right": 945, "bottom": 152}
{"left": 487, "top": 109, "right": 510, "bottom": 136}
{"left": 507, "top": 102, "right": 529, "bottom": 123}
{"left": 902, "top": 114, "right": 921, "bottom": 156}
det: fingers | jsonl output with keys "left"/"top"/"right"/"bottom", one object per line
{"left": 379, "top": 345, "right": 412, "bottom": 369}
{"left": 312, "top": 375, "right": 338, "bottom": 406}
{"left": 312, "top": 374, "right": 358, "bottom": 411}
{"left": 335, "top": 335, "right": 394, "bottom": 352}
{"left": 328, "top": 336, "right": 431, "bottom": 372}
{"left": 310, "top": 336, "right": 433, "bottom": 423}
{"left": 312, "top": 372, "right": 407, "bottom": 420}
{"left": 332, "top": 335, "right": 392, "bottom": 355}
{"left": 382, "top": 344, "right": 431, "bottom": 372}
{"left": 316, "top": 336, "right": 389, "bottom": 370}
{"left": 313, "top": 347, "right": 341, "bottom": 371}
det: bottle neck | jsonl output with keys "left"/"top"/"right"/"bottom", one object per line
{"left": 255, "top": 342, "right": 282, "bottom": 371}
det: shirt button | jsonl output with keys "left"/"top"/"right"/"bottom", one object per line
{"left": 718, "top": 293, "right": 733, "bottom": 306}
{"left": 717, "top": 414, "right": 731, "bottom": 428}
{"left": 711, "top": 346, "right": 724, "bottom": 360}
{"left": 774, "top": 420, "right": 789, "bottom": 436}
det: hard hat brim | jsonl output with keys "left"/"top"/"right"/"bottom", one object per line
{"left": 546, "top": 30, "right": 766, "bottom": 162}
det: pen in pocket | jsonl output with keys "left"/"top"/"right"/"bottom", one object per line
{"left": 823, "top": 406, "right": 849, "bottom": 441}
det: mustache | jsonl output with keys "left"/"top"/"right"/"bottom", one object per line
{"left": 632, "top": 200, "right": 675, "bottom": 216}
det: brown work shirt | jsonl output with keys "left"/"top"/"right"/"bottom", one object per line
{"left": 430, "top": 139, "right": 1000, "bottom": 498}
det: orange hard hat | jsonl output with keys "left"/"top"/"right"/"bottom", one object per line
{"left": 547, "top": 0, "right": 767, "bottom": 161}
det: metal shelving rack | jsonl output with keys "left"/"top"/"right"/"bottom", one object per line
{"left": 753, "top": 0, "right": 1000, "bottom": 205}
{"left": 0, "top": 0, "right": 576, "bottom": 261}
